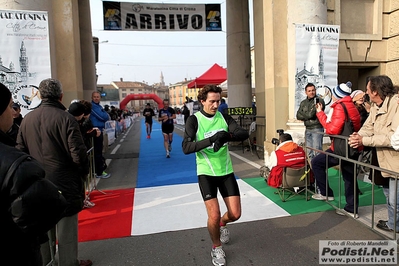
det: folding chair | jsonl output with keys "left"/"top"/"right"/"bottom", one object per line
{"left": 248, "top": 121, "right": 259, "bottom": 158}
{"left": 276, "top": 166, "right": 311, "bottom": 202}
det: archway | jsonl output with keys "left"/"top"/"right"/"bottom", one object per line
{"left": 119, "top": 93, "right": 164, "bottom": 110}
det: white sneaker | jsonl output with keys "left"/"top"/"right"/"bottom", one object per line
{"left": 220, "top": 226, "right": 230, "bottom": 244}
{"left": 83, "top": 199, "right": 95, "bottom": 208}
{"left": 336, "top": 209, "right": 359, "bottom": 219}
{"left": 166, "top": 152, "right": 170, "bottom": 158}
{"left": 311, "top": 193, "right": 334, "bottom": 201}
{"left": 211, "top": 246, "right": 226, "bottom": 266}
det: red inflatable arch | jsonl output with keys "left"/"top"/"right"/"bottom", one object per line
{"left": 119, "top": 93, "right": 164, "bottom": 110}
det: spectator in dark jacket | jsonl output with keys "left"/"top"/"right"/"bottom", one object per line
{"left": 80, "top": 100, "right": 101, "bottom": 149}
{"left": 296, "top": 83, "right": 325, "bottom": 159}
{"left": 16, "top": 78, "right": 92, "bottom": 266}
{"left": 311, "top": 82, "right": 361, "bottom": 218}
{"left": 0, "top": 82, "right": 67, "bottom": 266}
{"left": 7, "top": 102, "right": 23, "bottom": 144}
{"left": 181, "top": 103, "right": 190, "bottom": 124}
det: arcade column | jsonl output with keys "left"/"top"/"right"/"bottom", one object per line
{"left": 226, "top": 0, "right": 252, "bottom": 108}
{"left": 252, "top": 0, "right": 327, "bottom": 153}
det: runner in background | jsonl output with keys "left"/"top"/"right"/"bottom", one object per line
{"left": 158, "top": 99, "right": 176, "bottom": 158}
{"left": 143, "top": 103, "right": 155, "bottom": 139}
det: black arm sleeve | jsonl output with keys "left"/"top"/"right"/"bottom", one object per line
{"left": 222, "top": 114, "right": 249, "bottom": 141}
{"left": 182, "top": 115, "right": 213, "bottom": 154}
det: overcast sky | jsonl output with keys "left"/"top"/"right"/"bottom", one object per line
{"left": 89, "top": 0, "right": 253, "bottom": 86}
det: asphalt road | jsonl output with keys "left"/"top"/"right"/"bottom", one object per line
{"left": 78, "top": 118, "right": 390, "bottom": 266}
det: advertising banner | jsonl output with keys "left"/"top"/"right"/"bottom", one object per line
{"left": 103, "top": 1, "right": 221, "bottom": 31}
{"left": 0, "top": 9, "right": 51, "bottom": 116}
{"left": 294, "top": 24, "right": 340, "bottom": 115}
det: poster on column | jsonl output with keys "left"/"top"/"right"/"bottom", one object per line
{"left": 294, "top": 24, "right": 340, "bottom": 116}
{"left": 0, "top": 9, "right": 51, "bottom": 116}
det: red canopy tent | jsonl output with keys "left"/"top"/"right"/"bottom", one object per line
{"left": 187, "top": 63, "right": 227, "bottom": 88}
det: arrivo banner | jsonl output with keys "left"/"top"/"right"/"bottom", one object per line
{"left": 102, "top": 1, "right": 221, "bottom": 31}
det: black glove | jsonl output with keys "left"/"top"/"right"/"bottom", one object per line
{"left": 209, "top": 131, "right": 231, "bottom": 144}
{"left": 213, "top": 140, "right": 223, "bottom": 152}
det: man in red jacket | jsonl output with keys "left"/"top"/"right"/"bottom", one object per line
{"left": 266, "top": 133, "right": 306, "bottom": 188}
{"left": 311, "top": 82, "right": 361, "bottom": 218}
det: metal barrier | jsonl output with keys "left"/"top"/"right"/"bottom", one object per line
{"left": 84, "top": 138, "right": 106, "bottom": 207}
{"left": 230, "top": 114, "right": 257, "bottom": 155}
{"left": 305, "top": 133, "right": 399, "bottom": 240}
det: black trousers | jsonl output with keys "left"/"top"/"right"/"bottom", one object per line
{"left": 93, "top": 132, "right": 104, "bottom": 176}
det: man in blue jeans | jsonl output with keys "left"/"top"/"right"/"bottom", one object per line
{"left": 296, "top": 83, "right": 325, "bottom": 159}
{"left": 90, "top": 91, "right": 111, "bottom": 178}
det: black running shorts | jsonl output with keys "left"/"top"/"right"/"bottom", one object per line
{"left": 162, "top": 124, "right": 174, "bottom": 134}
{"left": 198, "top": 173, "right": 240, "bottom": 201}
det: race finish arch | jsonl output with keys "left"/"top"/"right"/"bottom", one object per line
{"left": 120, "top": 93, "right": 164, "bottom": 110}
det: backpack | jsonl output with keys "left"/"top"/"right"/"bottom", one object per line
{"left": 4, "top": 154, "right": 67, "bottom": 235}
{"left": 333, "top": 103, "right": 359, "bottom": 158}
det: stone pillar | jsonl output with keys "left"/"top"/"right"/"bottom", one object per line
{"left": 226, "top": 0, "right": 252, "bottom": 108}
{"left": 253, "top": 0, "right": 327, "bottom": 154}
{"left": 52, "top": 0, "right": 84, "bottom": 105}
{"left": 78, "top": 0, "right": 97, "bottom": 101}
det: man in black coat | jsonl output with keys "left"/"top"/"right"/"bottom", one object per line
{"left": 17, "top": 79, "right": 92, "bottom": 266}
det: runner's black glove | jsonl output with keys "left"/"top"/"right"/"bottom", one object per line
{"left": 213, "top": 140, "right": 223, "bottom": 152}
{"left": 209, "top": 131, "right": 231, "bottom": 144}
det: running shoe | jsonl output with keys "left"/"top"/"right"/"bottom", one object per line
{"left": 211, "top": 246, "right": 226, "bottom": 266}
{"left": 220, "top": 226, "right": 230, "bottom": 244}
{"left": 146, "top": 135, "right": 150, "bottom": 139}
{"left": 96, "top": 171, "right": 111, "bottom": 179}
{"left": 166, "top": 152, "right": 170, "bottom": 158}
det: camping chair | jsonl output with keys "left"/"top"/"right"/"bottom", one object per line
{"left": 248, "top": 121, "right": 259, "bottom": 158}
{"left": 276, "top": 166, "right": 311, "bottom": 202}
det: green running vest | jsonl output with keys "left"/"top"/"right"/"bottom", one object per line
{"left": 195, "top": 111, "right": 233, "bottom": 176}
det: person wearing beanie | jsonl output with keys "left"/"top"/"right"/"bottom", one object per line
{"left": 331, "top": 81, "right": 352, "bottom": 99}
{"left": 68, "top": 101, "right": 86, "bottom": 120}
{"left": 0, "top": 82, "right": 67, "bottom": 266}
{"left": 79, "top": 99, "right": 101, "bottom": 149}
{"left": 310, "top": 81, "right": 362, "bottom": 218}
{"left": 296, "top": 82, "right": 326, "bottom": 159}
{"left": 349, "top": 75, "right": 399, "bottom": 233}
{"left": 16, "top": 78, "right": 92, "bottom": 266}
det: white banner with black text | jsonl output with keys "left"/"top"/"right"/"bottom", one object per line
{"left": 103, "top": 1, "right": 221, "bottom": 31}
